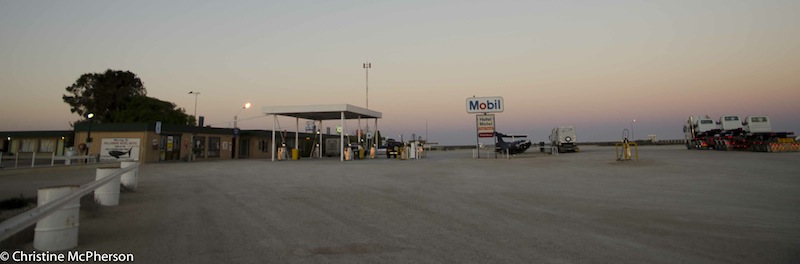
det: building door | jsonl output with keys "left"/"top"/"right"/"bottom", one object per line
{"left": 1, "top": 138, "right": 8, "bottom": 153}
{"left": 193, "top": 136, "right": 206, "bottom": 158}
{"left": 238, "top": 139, "right": 249, "bottom": 159}
{"left": 159, "top": 135, "right": 181, "bottom": 161}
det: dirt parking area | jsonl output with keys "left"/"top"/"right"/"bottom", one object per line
{"left": 2, "top": 145, "right": 799, "bottom": 263}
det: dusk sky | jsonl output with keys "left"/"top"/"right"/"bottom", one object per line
{"left": 1, "top": 1, "right": 798, "bottom": 145}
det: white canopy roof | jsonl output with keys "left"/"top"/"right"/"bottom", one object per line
{"left": 262, "top": 104, "right": 381, "bottom": 120}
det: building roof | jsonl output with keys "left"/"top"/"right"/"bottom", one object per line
{"left": 2, "top": 130, "right": 74, "bottom": 138}
{"left": 262, "top": 104, "right": 382, "bottom": 120}
{"left": 73, "top": 122, "right": 235, "bottom": 135}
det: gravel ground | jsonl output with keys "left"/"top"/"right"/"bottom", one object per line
{"left": 2, "top": 145, "right": 799, "bottom": 263}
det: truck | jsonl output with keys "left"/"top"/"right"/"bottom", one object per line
{"left": 384, "top": 139, "right": 404, "bottom": 158}
{"left": 684, "top": 115, "right": 799, "bottom": 152}
{"left": 683, "top": 116, "right": 720, "bottom": 149}
{"left": 550, "top": 126, "right": 579, "bottom": 153}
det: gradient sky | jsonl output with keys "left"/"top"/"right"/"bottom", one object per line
{"left": 1, "top": 0, "right": 798, "bottom": 145}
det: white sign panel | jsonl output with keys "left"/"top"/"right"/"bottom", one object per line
{"left": 305, "top": 121, "right": 316, "bottom": 132}
{"left": 466, "top": 96, "right": 504, "bottom": 113}
{"left": 100, "top": 138, "right": 141, "bottom": 161}
{"left": 476, "top": 114, "right": 495, "bottom": 138}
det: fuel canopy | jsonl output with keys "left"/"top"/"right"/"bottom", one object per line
{"left": 262, "top": 104, "right": 382, "bottom": 161}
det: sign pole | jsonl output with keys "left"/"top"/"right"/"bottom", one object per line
{"left": 475, "top": 114, "right": 480, "bottom": 158}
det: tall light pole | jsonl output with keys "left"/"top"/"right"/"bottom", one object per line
{"left": 363, "top": 62, "right": 371, "bottom": 109}
{"left": 631, "top": 119, "right": 636, "bottom": 141}
{"left": 188, "top": 91, "right": 200, "bottom": 125}
{"left": 363, "top": 62, "right": 372, "bottom": 149}
{"left": 233, "top": 103, "right": 251, "bottom": 159}
{"left": 85, "top": 113, "right": 94, "bottom": 162}
{"left": 188, "top": 91, "right": 201, "bottom": 161}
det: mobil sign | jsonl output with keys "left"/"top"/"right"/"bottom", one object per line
{"left": 466, "top": 96, "right": 504, "bottom": 113}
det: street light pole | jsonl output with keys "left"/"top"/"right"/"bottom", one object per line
{"left": 233, "top": 103, "right": 251, "bottom": 159}
{"left": 188, "top": 91, "right": 201, "bottom": 161}
{"left": 188, "top": 91, "right": 200, "bottom": 125}
{"left": 85, "top": 113, "right": 94, "bottom": 163}
{"left": 363, "top": 62, "right": 371, "bottom": 149}
{"left": 631, "top": 119, "right": 636, "bottom": 141}
{"left": 363, "top": 62, "right": 371, "bottom": 109}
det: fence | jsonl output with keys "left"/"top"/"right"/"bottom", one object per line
{"left": 0, "top": 162, "right": 140, "bottom": 251}
{"left": 0, "top": 152, "right": 101, "bottom": 168}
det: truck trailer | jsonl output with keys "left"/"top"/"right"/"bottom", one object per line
{"left": 684, "top": 115, "right": 798, "bottom": 152}
{"left": 550, "top": 126, "right": 579, "bottom": 153}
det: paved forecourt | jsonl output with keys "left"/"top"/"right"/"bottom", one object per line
{"left": 3, "top": 145, "right": 800, "bottom": 263}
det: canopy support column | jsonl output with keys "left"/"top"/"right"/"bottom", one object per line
{"left": 271, "top": 115, "right": 276, "bottom": 161}
{"left": 340, "top": 111, "right": 345, "bottom": 161}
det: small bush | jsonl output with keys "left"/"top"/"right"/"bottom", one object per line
{"left": 0, "top": 194, "right": 36, "bottom": 211}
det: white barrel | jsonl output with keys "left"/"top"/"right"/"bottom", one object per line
{"left": 120, "top": 161, "right": 139, "bottom": 191}
{"left": 95, "top": 167, "right": 121, "bottom": 206}
{"left": 34, "top": 185, "right": 81, "bottom": 251}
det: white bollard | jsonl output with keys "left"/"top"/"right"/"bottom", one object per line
{"left": 120, "top": 161, "right": 139, "bottom": 191}
{"left": 95, "top": 167, "right": 121, "bottom": 206}
{"left": 34, "top": 185, "right": 81, "bottom": 251}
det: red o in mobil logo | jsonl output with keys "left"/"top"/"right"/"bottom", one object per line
{"left": 466, "top": 96, "right": 504, "bottom": 113}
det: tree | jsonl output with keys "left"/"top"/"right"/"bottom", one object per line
{"left": 111, "top": 96, "right": 193, "bottom": 125}
{"left": 63, "top": 69, "right": 146, "bottom": 123}
{"left": 62, "top": 69, "right": 192, "bottom": 125}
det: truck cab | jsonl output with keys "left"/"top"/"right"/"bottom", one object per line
{"left": 694, "top": 116, "right": 718, "bottom": 134}
{"left": 718, "top": 115, "right": 743, "bottom": 131}
{"left": 743, "top": 116, "right": 772, "bottom": 133}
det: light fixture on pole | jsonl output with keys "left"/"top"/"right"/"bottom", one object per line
{"left": 631, "top": 119, "right": 636, "bottom": 141}
{"left": 234, "top": 102, "right": 252, "bottom": 129}
{"left": 188, "top": 91, "right": 200, "bottom": 125}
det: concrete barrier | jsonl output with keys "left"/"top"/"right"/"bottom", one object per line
{"left": 0, "top": 163, "right": 140, "bottom": 249}
{"left": 120, "top": 161, "right": 139, "bottom": 191}
{"left": 94, "top": 167, "right": 121, "bottom": 206}
{"left": 33, "top": 185, "right": 81, "bottom": 251}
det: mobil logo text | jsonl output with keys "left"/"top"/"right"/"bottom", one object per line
{"left": 466, "top": 97, "right": 504, "bottom": 113}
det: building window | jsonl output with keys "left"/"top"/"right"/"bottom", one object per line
{"left": 39, "top": 139, "right": 55, "bottom": 152}
{"left": 259, "top": 139, "right": 270, "bottom": 153}
{"left": 21, "top": 139, "right": 36, "bottom": 152}
{"left": 208, "top": 137, "right": 220, "bottom": 157}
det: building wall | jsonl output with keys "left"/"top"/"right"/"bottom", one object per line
{"left": 4, "top": 128, "right": 334, "bottom": 163}
{"left": 241, "top": 136, "right": 272, "bottom": 159}
{"left": 74, "top": 131, "right": 147, "bottom": 161}
{"left": 6, "top": 137, "right": 68, "bottom": 156}
{"left": 73, "top": 131, "right": 234, "bottom": 163}
{"left": 186, "top": 133, "right": 234, "bottom": 161}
